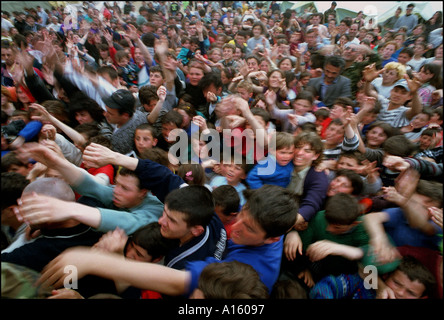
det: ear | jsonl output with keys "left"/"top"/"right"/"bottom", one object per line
{"left": 139, "top": 188, "right": 148, "bottom": 199}
{"left": 151, "top": 256, "right": 163, "bottom": 264}
{"left": 190, "top": 225, "right": 205, "bottom": 237}
{"left": 264, "top": 236, "right": 281, "bottom": 244}
{"left": 152, "top": 138, "right": 158, "bottom": 147}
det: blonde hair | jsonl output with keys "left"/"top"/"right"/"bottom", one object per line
{"left": 384, "top": 62, "right": 406, "bottom": 80}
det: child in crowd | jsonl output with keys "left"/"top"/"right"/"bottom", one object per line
{"left": 210, "top": 155, "right": 248, "bottom": 207}
{"left": 246, "top": 131, "right": 295, "bottom": 189}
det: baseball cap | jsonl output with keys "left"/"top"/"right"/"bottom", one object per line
{"left": 102, "top": 89, "right": 135, "bottom": 112}
{"left": 393, "top": 80, "right": 410, "bottom": 92}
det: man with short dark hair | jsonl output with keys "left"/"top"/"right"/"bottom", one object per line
{"left": 307, "top": 55, "right": 352, "bottom": 108}
{"left": 102, "top": 89, "right": 148, "bottom": 154}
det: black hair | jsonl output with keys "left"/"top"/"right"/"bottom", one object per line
{"left": 165, "top": 185, "right": 215, "bottom": 228}
{"left": 212, "top": 185, "right": 240, "bottom": 216}
{"left": 1, "top": 172, "right": 30, "bottom": 210}
{"left": 324, "top": 193, "right": 360, "bottom": 225}
{"left": 125, "top": 222, "right": 179, "bottom": 259}
{"left": 242, "top": 185, "right": 299, "bottom": 238}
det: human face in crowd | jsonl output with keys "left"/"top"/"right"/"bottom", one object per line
{"left": 348, "top": 24, "right": 359, "bottom": 37}
{"left": 125, "top": 241, "right": 153, "bottom": 262}
{"left": 117, "top": 56, "right": 129, "bottom": 68}
{"left": 324, "top": 123, "right": 345, "bottom": 147}
{"left": 1, "top": 48, "right": 15, "bottom": 66}
{"left": 327, "top": 175, "right": 354, "bottom": 197}
{"left": 279, "top": 58, "right": 293, "bottom": 71}
{"left": 234, "top": 47, "right": 243, "bottom": 61}
{"left": 413, "top": 44, "right": 426, "bottom": 57}
{"left": 382, "top": 44, "right": 397, "bottom": 59}
{"left": 158, "top": 204, "right": 203, "bottom": 244}
{"left": 252, "top": 25, "right": 263, "bottom": 38}
{"left": 389, "top": 87, "right": 411, "bottom": 106}
{"left": 75, "top": 110, "right": 94, "bottom": 124}
{"left": 268, "top": 71, "right": 283, "bottom": 89}
{"left": 329, "top": 104, "right": 347, "bottom": 120}
{"left": 209, "top": 49, "right": 222, "bottom": 63}
{"left": 382, "top": 69, "right": 399, "bottom": 85}
{"left": 366, "top": 126, "right": 388, "bottom": 148}
{"left": 259, "top": 59, "right": 270, "bottom": 73}
{"left": 416, "top": 67, "right": 435, "bottom": 84}
{"left": 247, "top": 58, "right": 259, "bottom": 72}
{"left": 293, "top": 143, "right": 319, "bottom": 169}
{"left": 419, "top": 134, "right": 434, "bottom": 150}
{"left": 188, "top": 67, "right": 205, "bottom": 86}
{"left": 149, "top": 71, "right": 164, "bottom": 88}
{"left": 230, "top": 208, "right": 270, "bottom": 246}
{"left": 410, "top": 113, "right": 430, "bottom": 129}
{"left": 342, "top": 44, "right": 359, "bottom": 62}
{"left": 222, "top": 48, "right": 234, "bottom": 61}
{"left": 135, "top": 129, "right": 157, "bottom": 153}
{"left": 133, "top": 48, "right": 144, "bottom": 65}
{"left": 176, "top": 108, "right": 192, "bottom": 128}
{"left": 292, "top": 98, "right": 312, "bottom": 116}
{"left": 237, "top": 87, "right": 252, "bottom": 101}
{"left": 104, "top": 106, "right": 126, "bottom": 126}
{"left": 323, "top": 64, "right": 341, "bottom": 84}
{"left": 310, "top": 15, "right": 321, "bottom": 26}
{"left": 336, "top": 156, "right": 359, "bottom": 171}
{"left": 161, "top": 122, "right": 179, "bottom": 143}
{"left": 397, "top": 52, "right": 411, "bottom": 65}
{"left": 222, "top": 162, "right": 246, "bottom": 185}
{"left": 16, "top": 87, "right": 31, "bottom": 104}
{"left": 112, "top": 174, "right": 146, "bottom": 209}
{"left": 385, "top": 270, "right": 426, "bottom": 299}
{"left": 394, "top": 35, "right": 405, "bottom": 49}
{"left": 305, "top": 32, "right": 318, "bottom": 46}
{"left": 274, "top": 145, "right": 295, "bottom": 166}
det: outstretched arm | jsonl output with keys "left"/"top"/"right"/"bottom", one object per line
{"left": 83, "top": 143, "right": 185, "bottom": 203}
{"left": 38, "top": 247, "right": 191, "bottom": 296}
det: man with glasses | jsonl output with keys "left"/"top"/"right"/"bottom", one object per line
{"left": 394, "top": 4, "right": 418, "bottom": 35}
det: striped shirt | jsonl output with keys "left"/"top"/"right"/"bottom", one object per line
{"left": 323, "top": 134, "right": 360, "bottom": 161}
{"left": 376, "top": 95, "right": 411, "bottom": 128}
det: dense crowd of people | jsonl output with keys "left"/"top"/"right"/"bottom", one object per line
{"left": 1, "top": 1, "right": 442, "bottom": 300}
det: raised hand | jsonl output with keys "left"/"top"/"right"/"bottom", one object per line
{"left": 362, "top": 63, "right": 384, "bottom": 82}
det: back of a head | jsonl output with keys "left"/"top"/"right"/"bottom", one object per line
{"left": 1, "top": 172, "right": 30, "bottom": 210}
{"left": 197, "top": 261, "right": 269, "bottom": 299}
{"left": 383, "top": 134, "right": 415, "bottom": 157}
{"left": 243, "top": 185, "right": 298, "bottom": 238}
{"left": 325, "top": 193, "right": 360, "bottom": 225}
{"left": 212, "top": 185, "right": 240, "bottom": 216}
{"left": 165, "top": 185, "right": 215, "bottom": 228}
{"left": 22, "top": 177, "right": 75, "bottom": 202}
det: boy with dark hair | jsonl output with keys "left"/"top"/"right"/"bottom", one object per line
{"left": 376, "top": 255, "right": 437, "bottom": 299}
{"left": 284, "top": 193, "right": 376, "bottom": 287}
{"left": 212, "top": 185, "right": 240, "bottom": 239}
{"left": 155, "top": 109, "right": 183, "bottom": 152}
